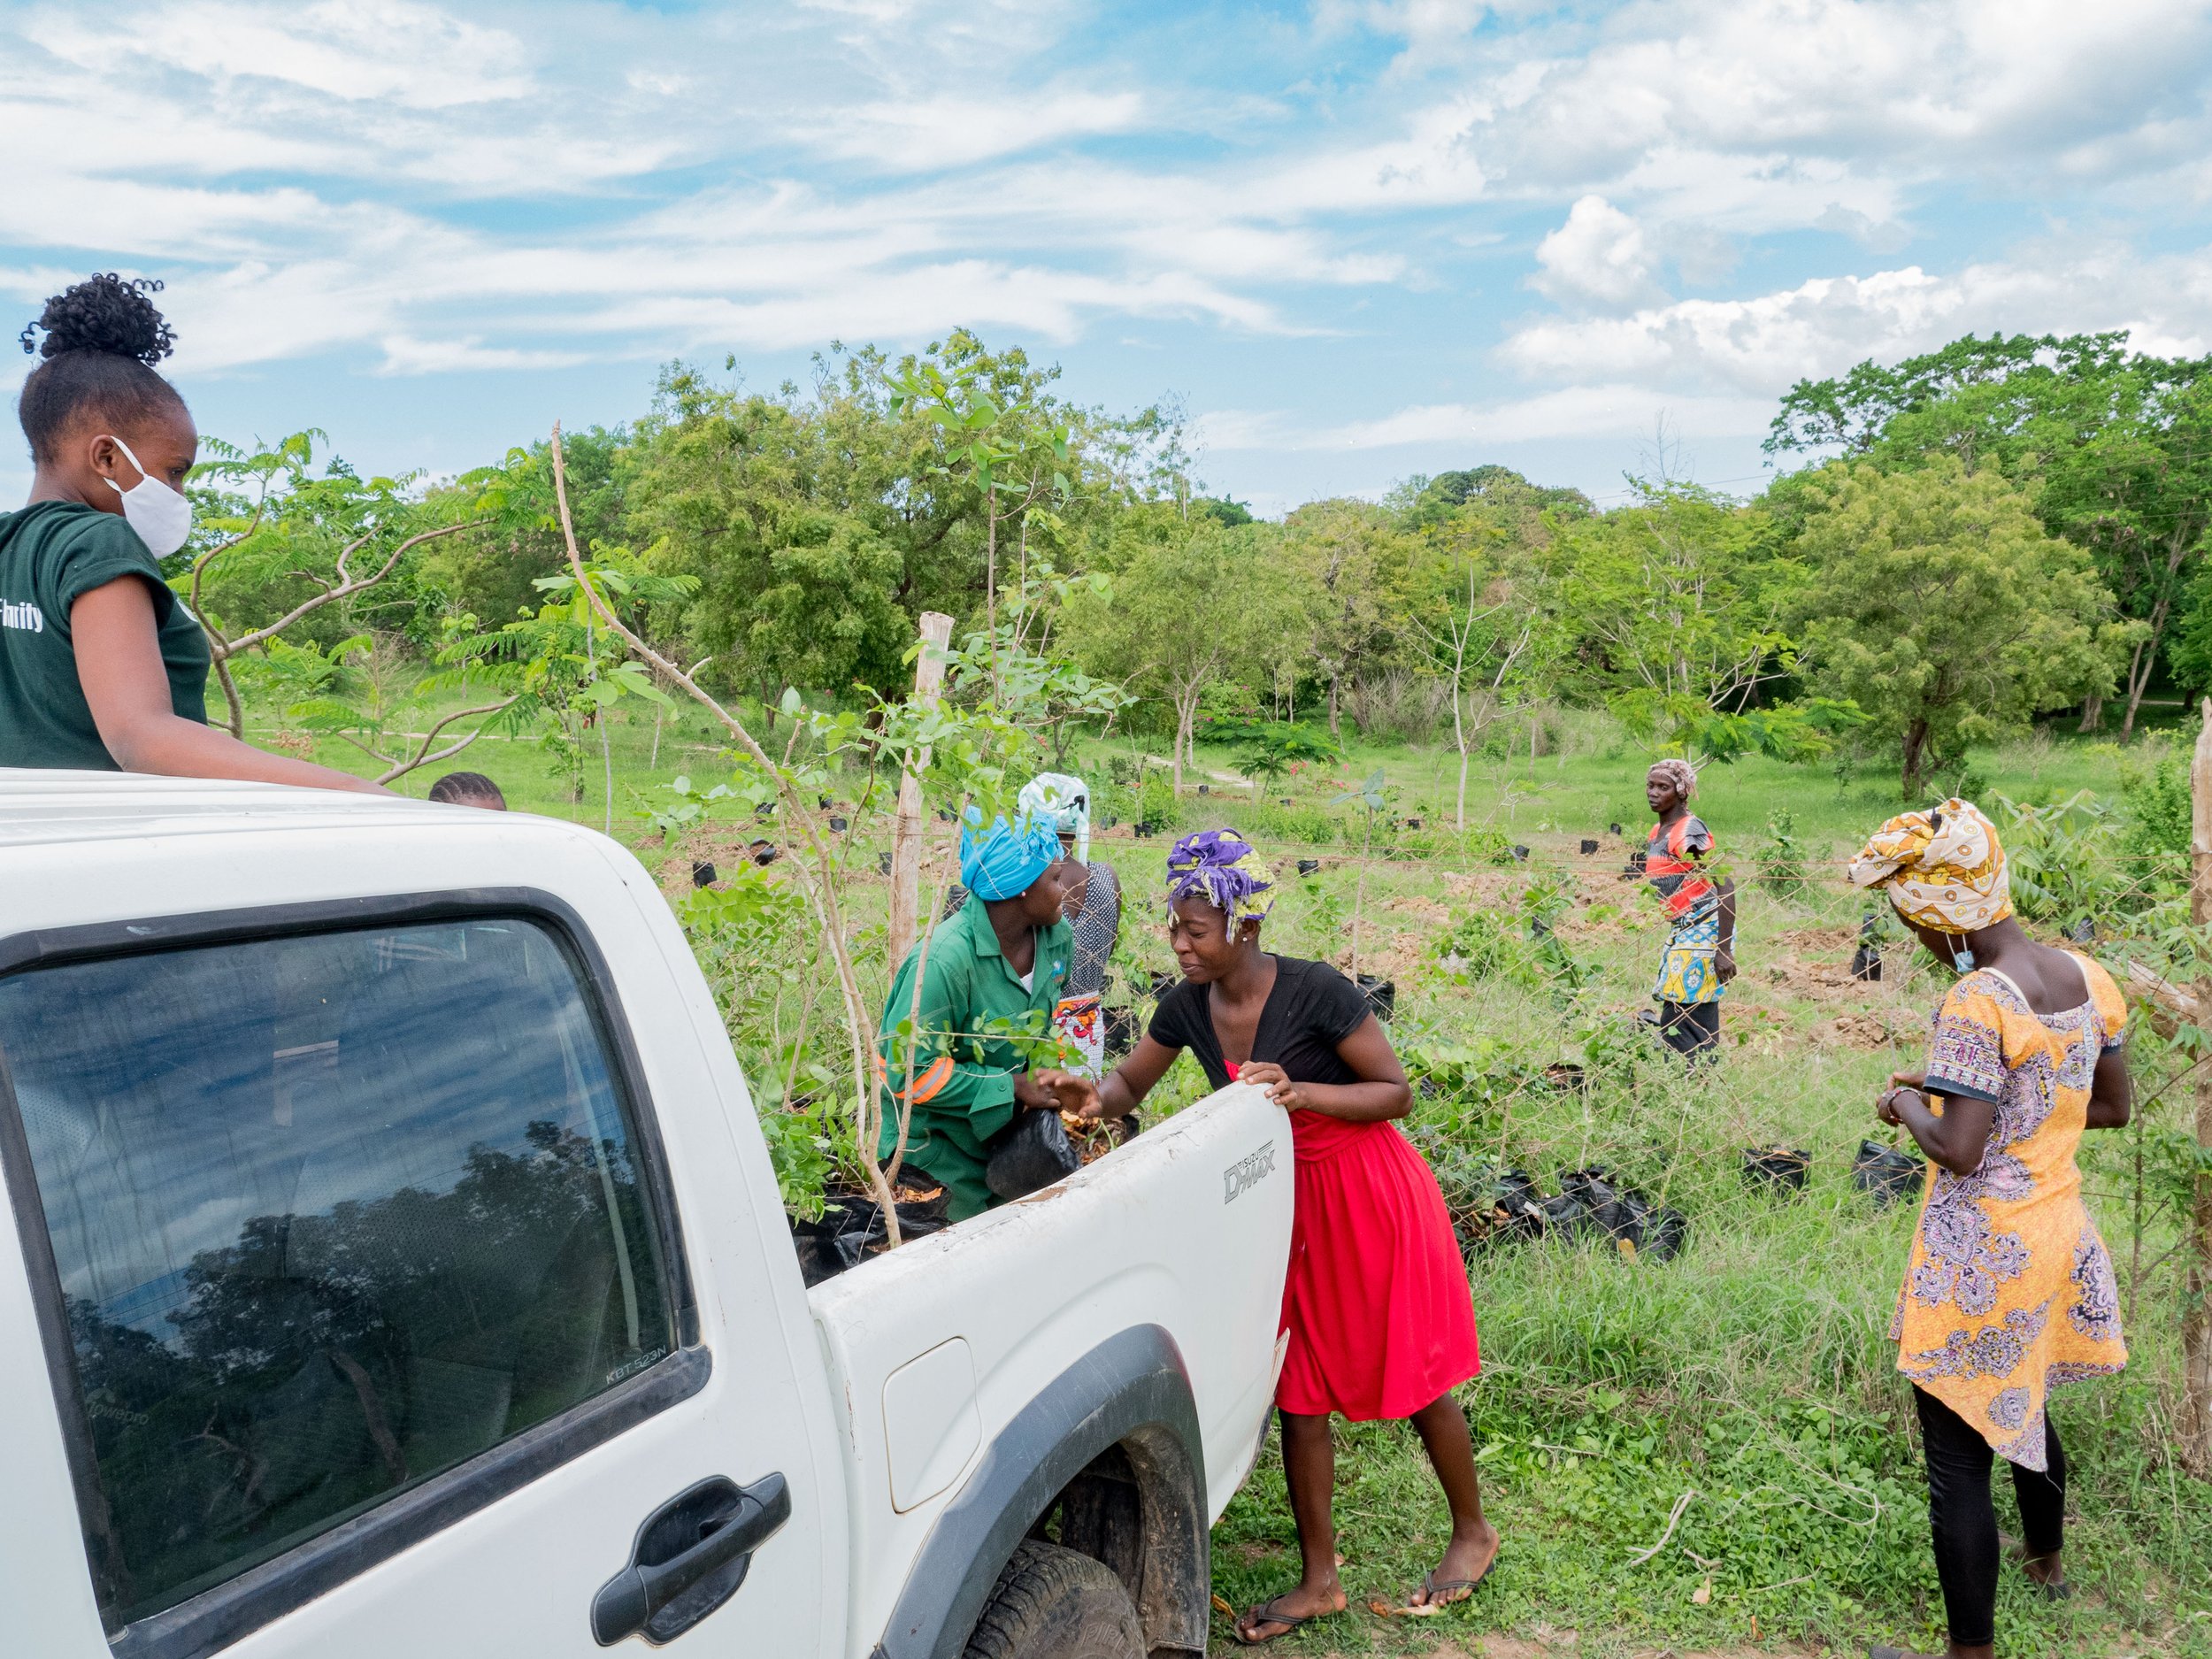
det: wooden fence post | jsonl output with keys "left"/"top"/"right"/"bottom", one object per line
{"left": 2185, "top": 698, "right": 2212, "bottom": 1473}
{"left": 887, "top": 612, "right": 955, "bottom": 968}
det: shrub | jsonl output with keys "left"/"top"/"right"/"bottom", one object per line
{"left": 2118, "top": 751, "right": 2191, "bottom": 893}
{"left": 1137, "top": 773, "right": 1177, "bottom": 826}
{"left": 1755, "top": 807, "right": 1809, "bottom": 897}
{"left": 1347, "top": 668, "right": 1451, "bottom": 744}
{"left": 1992, "top": 791, "right": 2132, "bottom": 929}
{"left": 1233, "top": 802, "right": 1342, "bottom": 844}
{"left": 1436, "top": 908, "right": 1542, "bottom": 987}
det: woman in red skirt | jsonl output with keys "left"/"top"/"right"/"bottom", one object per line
{"left": 1058, "top": 829, "right": 1495, "bottom": 1643}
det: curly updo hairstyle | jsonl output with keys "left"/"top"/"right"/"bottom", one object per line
{"left": 18, "top": 273, "right": 188, "bottom": 465}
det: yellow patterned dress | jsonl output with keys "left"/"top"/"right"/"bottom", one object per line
{"left": 1892, "top": 955, "right": 2128, "bottom": 1469}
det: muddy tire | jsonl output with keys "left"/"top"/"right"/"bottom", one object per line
{"left": 962, "top": 1540, "right": 1144, "bottom": 1659}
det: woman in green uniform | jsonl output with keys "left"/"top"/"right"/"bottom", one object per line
{"left": 3, "top": 273, "right": 378, "bottom": 789}
{"left": 876, "top": 810, "right": 1090, "bottom": 1220}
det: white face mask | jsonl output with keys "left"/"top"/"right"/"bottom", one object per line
{"left": 100, "top": 435, "right": 193, "bottom": 558}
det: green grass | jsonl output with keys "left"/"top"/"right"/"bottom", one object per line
{"left": 269, "top": 701, "right": 2212, "bottom": 1656}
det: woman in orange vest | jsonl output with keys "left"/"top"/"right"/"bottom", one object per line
{"left": 1641, "top": 758, "right": 1736, "bottom": 1060}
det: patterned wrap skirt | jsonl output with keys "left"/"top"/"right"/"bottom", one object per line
{"left": 1652, "top": 909, "right": 1724, "bottom": 1004}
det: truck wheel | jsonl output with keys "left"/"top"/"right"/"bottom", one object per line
{"left": 963, "top": 1540, "right": 1144, "bottom": 1659}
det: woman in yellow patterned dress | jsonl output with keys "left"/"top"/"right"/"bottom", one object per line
{"left": 1847, "top": 800, "right": 2132, "bottom": 1659}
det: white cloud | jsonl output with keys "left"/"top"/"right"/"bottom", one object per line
{"left": 1500, "top": 243, "right": 2212, "bottom": 394}
{"left": 1532, "top": 196, "right": 1662, "bottom": 310}
{"left": 375, "top": 335, "right": 588, "bottom": 375}
{"left": 823, "top": 88, "right": 1148, "bottom": 170}
{"left": 1198, "top": 384, "right": 1775, "bottom": 452}
{"left": 1473, "top": 0, "right": 2212, "bottom": 198}
{"left": 27, "top": 0, "right": 534, "bottom": 110}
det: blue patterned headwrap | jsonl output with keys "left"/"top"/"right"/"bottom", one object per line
{"left": 1165, "top": 828, "right": 1278, "bottom": 928}
{"left": 959, "top": 810, "right": 1063, "bottom": 901}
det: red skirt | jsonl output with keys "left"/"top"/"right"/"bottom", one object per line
{"left": 1276, "top": 1112, "right": 1482, "bottom": 1421}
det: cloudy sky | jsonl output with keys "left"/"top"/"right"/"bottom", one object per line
{"left": 6, "top": 0, "right": 2212, "bottom": 512}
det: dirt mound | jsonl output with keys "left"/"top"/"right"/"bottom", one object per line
{"left": 1816, "top": 1010, "right": 1913, "bottom": 1049}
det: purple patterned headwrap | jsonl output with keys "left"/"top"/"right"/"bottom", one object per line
{"left": 1165, "top": 828, "right": 1279, "bottom": 928}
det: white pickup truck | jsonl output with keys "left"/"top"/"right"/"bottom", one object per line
{"left": 0, "top": 775, "right": 1294, "bottom": 1659}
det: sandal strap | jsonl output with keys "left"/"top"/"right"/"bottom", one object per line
{"left": 1423, "top": 1573, "right": 1484, "bottom": 1595}
{"left": 1233, "top": 1595, "right": 1318, "bottom": 1642}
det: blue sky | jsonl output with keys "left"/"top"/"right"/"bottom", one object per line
{"left": 8, "top": 0, "right": 2212, "bottom": 514}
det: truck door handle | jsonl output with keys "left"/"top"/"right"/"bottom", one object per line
{"left": 591, "top": 1471, "right": 791, "bottom": 1646}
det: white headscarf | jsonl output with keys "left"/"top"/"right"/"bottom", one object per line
{"left": 1018, "top": 772, "right": 1090, "bottom": 864}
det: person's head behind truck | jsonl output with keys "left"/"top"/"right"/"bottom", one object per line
{"left": 1017, "top": 772, "right": 1089, "bottom": 864}
{"left": 426, "top": 772, "right": 506, "bottom": 810}
{"left": 959, "top": 809, "right": 1066, "bottom": 925}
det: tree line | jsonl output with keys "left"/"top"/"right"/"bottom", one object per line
{"left": 178, "top": 326, "right": 2212, "bottom": 801}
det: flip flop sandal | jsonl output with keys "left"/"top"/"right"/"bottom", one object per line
{"left": 1411, "top": 1563, "right": 1494, "bottom": 1608}
{"left": 1869, "top": 1647, "right": 1938, "bottom": 1658}
{"left": 1229, "top": 1594, "right": 1333, "bottom": 1646}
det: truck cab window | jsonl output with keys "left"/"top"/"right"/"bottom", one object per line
{"left": 0, "top": 918, "right": 675, "bottom": 1632}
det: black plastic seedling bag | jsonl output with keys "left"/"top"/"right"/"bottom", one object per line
{"left": 1741, "top": 1146, "right": 1811, "bottom": 1194}
{"left": 1357, "top": 974, "right": 1397, "bottom": 1020}
{"left": 789, "top": 1189, "right": 952, "bottom": 1286}
{"left": 1492, "top": 1169, "right": 1547, "bottom": 1240}
{"left": 1853, "top": 1139, "right": 1926, "bottom": 1207}
{"left": 985, "top": 1108, "right": 1082, "bottom": 1201}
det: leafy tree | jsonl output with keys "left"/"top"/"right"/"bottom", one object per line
{"left": 1282, "top": 499, "right": 1417, "bottom": 737}
{"left": 1398, "top": 465, "right": 1594, "bottom": 531}
{"left": 1060, "top": 520, "right": 1300, "bottom": 795}
{"left": 416, "top": 426, "right": 634, "bottom": 631}
{"left": 1791, "top": 459, "right": 2124, "bottom": 795}
{"left": 886, "top": 351, "right": 1076, "bottom": 694}
{"left": 1188, "top": 495, "right": 1254, "bottom": 526}
{"left": 1770, "top": 332, "right": 2212, "bottom": 736}
{"left": 1765, "top": 332, "right": 2135, "bottom": 469}
{"left": 1544, "top": 480, "right": 1832, "bottom": 764}
{"left": 183, "top": 432, "right": 488, "bottom": 736}
{"left": 1210, "top": 717, "right": 1340, "bottom": 793}
{"left": 2039, "top": 362, "right": 2212, "bottom": 733}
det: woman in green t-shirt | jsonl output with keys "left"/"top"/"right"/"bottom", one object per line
{"left": 3, "top": 273, "right": 380, "bottom": 790}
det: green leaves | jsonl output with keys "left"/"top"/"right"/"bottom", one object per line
{"left": 1790, "top": 458, "right": 2122, "bottom": 792}
{"left": 1213, "top": 718, "right": 1341, "bottom": 783}
{"left": 676, "top": 856, "right": 803, "bottom": 934}
{"left": 1611, "top": 692, "right": 1866, "bottom": 767}
{"left": 1333, "top": 767, "right": 1392, "bottom": 814}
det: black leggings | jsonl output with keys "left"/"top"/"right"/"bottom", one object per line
{"left": 1915, "top": 1386, "right": 2068, "bottom": 1647}
{"left": 1657, "top": 1000, "right": 1720, "bottom": 1059}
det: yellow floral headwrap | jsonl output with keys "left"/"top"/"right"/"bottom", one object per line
{"left": 1847, "top": 798, "right": 2013, "bottom": 933}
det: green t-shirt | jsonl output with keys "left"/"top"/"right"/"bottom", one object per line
{"left": 875, "top": 895, "right": 1073, "bottom": 1221}
{"left": 0, "top": 501, "right": 210, "bottom": 770}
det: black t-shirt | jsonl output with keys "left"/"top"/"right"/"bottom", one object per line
{"left": 1147, "top": 956, "right": 1372, "bottom": 1091}
{"left": 0, "top": 501, "right": 209, "bottom": 770}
